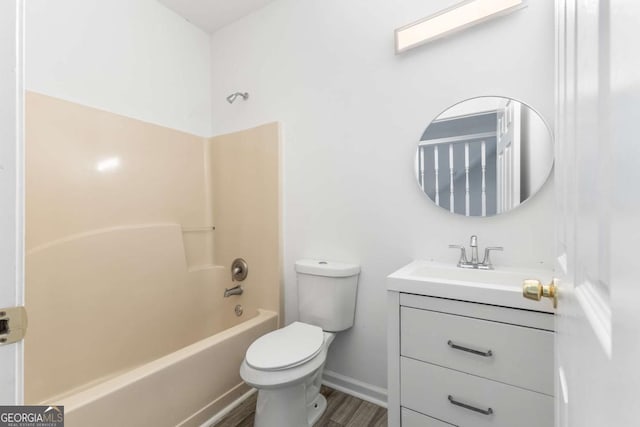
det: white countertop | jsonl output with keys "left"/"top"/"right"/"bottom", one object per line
{"left": 387, "top": 260, "right": 555, "bottom": 313}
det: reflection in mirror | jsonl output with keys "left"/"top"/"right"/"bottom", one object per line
{"left": 416, "top": 97, "right": 553, "bottom": 217}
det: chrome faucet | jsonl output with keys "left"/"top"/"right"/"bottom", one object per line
{"left": 469, "top": 235, "right": 479, "bottom": 265}
{"left": 449, "top": 235, "right": 503, "bottom": 270}
{"left": 224, "top": 285, "right": 243, "bottom": 298}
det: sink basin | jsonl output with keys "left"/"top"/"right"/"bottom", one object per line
{"left": 387, "top": 260, "right": 555, "bottom": 312}
{"left": 401, "top": 262, "right": 541, "bottom": 287}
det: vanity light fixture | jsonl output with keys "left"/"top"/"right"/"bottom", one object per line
{"left": 395, "top": 0, "right": 527, "bottom": 54}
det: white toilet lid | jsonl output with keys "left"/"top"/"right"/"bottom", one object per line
{"left": 246, "top": 322, "right": 324, "bottom": 371}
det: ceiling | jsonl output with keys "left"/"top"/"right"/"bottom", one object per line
{"left": 158, "top": 0, "right": 277, "bottom": 34}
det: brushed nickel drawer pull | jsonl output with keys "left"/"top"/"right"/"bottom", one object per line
{"left": 447, "top": 340, "right": 493, "bottom": 357}
{"left": 448, "top": 395, "right": 494, "bottom": 415}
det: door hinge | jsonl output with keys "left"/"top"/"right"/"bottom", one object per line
{"left": 0, "top": 306, "right": 27, "bottom": 345}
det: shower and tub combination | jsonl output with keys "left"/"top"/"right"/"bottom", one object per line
{"left": 24, "top": 92, "right": 281, "bottom": 426}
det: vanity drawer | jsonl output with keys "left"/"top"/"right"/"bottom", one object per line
{"left": 402, "top": 408, "right": 455, "bottom": 426}
{"left": 401, "top": 306, "right": 553, "bottom": 395}
{"left": 401, "top": 357, "right": 553, "bottom": 427}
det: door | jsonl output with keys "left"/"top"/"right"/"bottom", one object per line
{"left": 496, "top": 100, "right": 521, "bottom": 213}
{"left": 553, "top": 1, "right": 640, "bottom": 426}
{"left": 0, "top": 0, "right": 25, "bottom": 405}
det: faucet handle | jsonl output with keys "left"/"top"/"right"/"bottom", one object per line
{"left": 481, "top": 247, "right": 503, "bottom": 269}
{"left": 470, "top": 235, "right": 478, "bottom": 247}
{"left": 449, "top": 245, "right": 468, "bottom": 266}
{"left": 485, "top": 246, "right": 504, "bottom": 252}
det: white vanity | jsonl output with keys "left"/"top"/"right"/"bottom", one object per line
{"left": 387, "top": 260, "right": 555, "bottom": 427}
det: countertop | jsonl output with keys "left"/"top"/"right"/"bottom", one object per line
{"left": 387, "top": 260, "right": 555, "bottom": 313}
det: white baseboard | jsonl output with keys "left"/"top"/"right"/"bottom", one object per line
{"left": 199, "top": 387, "right": 256, "bottom": 427}
{"left": 199, "top": 371, "right": 387, "bottom": 427}
{"left": 322, "top": 370, "right": 387, "bottom": 408}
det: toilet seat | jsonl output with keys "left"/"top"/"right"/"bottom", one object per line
{"left": 246, "top": 322, "right": 324, "bottom": 371}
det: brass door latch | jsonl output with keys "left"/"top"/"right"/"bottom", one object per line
{"left": 522, "top": 279, "right": 558, "bottom": 308}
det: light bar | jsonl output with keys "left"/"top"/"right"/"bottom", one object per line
{"left": 395, "top": 0, "right": 526, "bottom": 54}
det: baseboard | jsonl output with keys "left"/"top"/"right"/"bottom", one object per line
{"left": 195, "top": 371, "right": 387, "bottom": 427}
{"left": 196, "top": 386, "right": 256, "bottom": 427}
{"left": 322, "top": 370, "right": 387, "bottom": 408}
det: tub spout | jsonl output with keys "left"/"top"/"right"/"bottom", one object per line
{"left": 224, "top": 285, "right": 243, "bottom": 298}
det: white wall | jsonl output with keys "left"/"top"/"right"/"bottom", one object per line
{"left": 26, "top": 0, "right": 212, "bottom": 136}
{"left": 208, "top": 0, "right": 555, "bottom": 393}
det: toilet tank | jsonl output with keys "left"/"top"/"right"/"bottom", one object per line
{"left": 295, "top": 259, "right": 360, "bottom": 332}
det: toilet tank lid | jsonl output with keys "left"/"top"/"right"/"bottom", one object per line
{"left": 295, "top": 259, "right": 360, "bottom": 277}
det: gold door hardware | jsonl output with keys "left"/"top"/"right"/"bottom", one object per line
{"left": 0, "top": 306, "right": 28, "bottom": 345}
{"left": 522, "top": 279, "right": 558, "bottom": 308}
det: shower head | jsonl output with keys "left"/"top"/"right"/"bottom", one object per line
{"left": 226, "top": 92, "right": 249, "bottom": 104}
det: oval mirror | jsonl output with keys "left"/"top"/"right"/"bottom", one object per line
{"left": 415, "top": 97, "right": 553, "bottom": 217}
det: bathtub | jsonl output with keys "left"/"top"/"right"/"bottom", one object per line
{"left": 26, "top": 95, "right": 282, "bottom": 426}
{"left": 53, "top": 309, "right": 277, "bottom": 427}
{"left": 25, "top": 224, "right": 280, "bottom": 426}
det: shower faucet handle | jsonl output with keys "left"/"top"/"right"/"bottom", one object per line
{"left": 231, "top": 258, "right": 248, "bottom": 282}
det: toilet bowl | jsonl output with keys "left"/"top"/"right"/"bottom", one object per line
{"left": 239, "top": 259, "right": 360, "bottom": 427}
{"left": 240, "top": 322, "right": 335, "bottom": 427}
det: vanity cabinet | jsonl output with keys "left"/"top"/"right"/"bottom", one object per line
{"left": 388, "top": 292, "right": 554, "bottom": 427}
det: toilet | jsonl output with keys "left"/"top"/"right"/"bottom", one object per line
{"left": 240, "top": 259, "right": 360, "bottom": 427}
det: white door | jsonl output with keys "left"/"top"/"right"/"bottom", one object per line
{"left": 0, "top": 0, "right": 25, "bottom": 405}
{"left": 553, "top": 1, "right": 640, "bottom": 426}
{"left": 496, "top": 100, "right": 521, "bottom": 213}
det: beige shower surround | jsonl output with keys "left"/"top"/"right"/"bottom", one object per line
{"left": 25, "top": 92, "right": 282, "bottom": 423}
